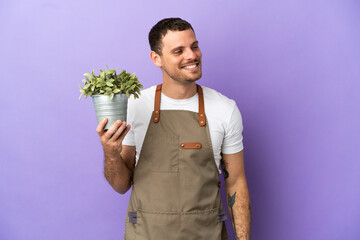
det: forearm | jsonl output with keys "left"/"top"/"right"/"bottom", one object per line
{"left": 226, "top": 182, "right": 251, "bottom": 240}
{"left": 104, "top": 152, "right": 133, "bottom": 194}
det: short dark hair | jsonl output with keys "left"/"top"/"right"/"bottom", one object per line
{"left": 148, "top": 18, "right": 194, "bottom": 55}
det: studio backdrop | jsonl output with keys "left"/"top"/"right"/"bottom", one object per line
{"left": 0, "top": 0, "right": 359, "bottom": 239}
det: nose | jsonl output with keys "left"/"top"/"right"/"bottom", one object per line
{"left": 184, "top": 48, "right": 196, "bottom": 60}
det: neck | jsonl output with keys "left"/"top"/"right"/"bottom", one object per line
{"left": 162, "top": 80, "right": 197, "bottom": 99}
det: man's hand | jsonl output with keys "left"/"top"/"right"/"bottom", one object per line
{"left": 96, "top": 118, "right": 134, "bottom": 194}
{"left": 96, "top": 118, "right": 131, "bottom": 161}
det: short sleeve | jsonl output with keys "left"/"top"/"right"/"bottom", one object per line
{"left": 221, "top": 103, "right": 244, "bottom": 154}
{"left": 122, "top": 98, "right": 136, "bottom": 146}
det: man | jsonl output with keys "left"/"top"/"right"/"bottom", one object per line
{"left": 96, "top": 18, "right": 251, "bottom": 240}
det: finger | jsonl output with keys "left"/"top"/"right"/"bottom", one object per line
{"left": 117, "top": 123, "right": 131, "bottom": 142}
{"left": 96, "top": 118, "right": 108, "bottom": 136}
{"left": 104, "top": 120, "right": 122, "bottom": 139}
{"left": 111, "top": 121, "right": 128, "bottom": 140}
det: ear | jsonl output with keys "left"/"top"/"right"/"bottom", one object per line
{"left": 150, "top": 51, "right": 162, "bottom": 67}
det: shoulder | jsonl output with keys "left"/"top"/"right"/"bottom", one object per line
{"left": 201, "top": 86, "right": 238, "bottom": 116}
{"left": 127, "top": 85, "right": 156, "bottom": 120}
{"left": 128, "top": 85, "right": 156, "bottom": 106}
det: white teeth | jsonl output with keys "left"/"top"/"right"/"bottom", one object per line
{"left": 183, "top": 64, "right": 197, "bottom": 69}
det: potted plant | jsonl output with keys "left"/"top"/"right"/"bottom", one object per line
{"left": 79, "top": 65, "right": 143, "bottom": 129}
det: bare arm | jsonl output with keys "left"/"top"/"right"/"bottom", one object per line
{"left": 222, "top": 150, "right": 251, "bottom": 240}
{"left": 96, "top": 118, "right": 136, "bottom": 194}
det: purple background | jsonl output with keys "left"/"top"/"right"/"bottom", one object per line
{"left": 1, "top": 0, "right": 359, "bottom": 239}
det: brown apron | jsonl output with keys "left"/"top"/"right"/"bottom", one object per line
{"left": 124, "top": 84, "right": 228, "bottom": 240}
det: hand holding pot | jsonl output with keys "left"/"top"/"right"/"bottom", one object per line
{"left": 96, "top": 117, "right": 131, "bottom": 160}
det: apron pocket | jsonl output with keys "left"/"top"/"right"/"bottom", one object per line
{"left": 135, "top": 211, "right": 181, "bottom": 240}
{"left": 150, "top": 133, "right": 179, "bottom": 173}
{"left": 181, "top": 209, "right": 223, "bottom": 240}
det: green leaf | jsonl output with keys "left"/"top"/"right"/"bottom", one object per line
{"left": 113, "top": 89, "right": 120, "bottom": 93}
{"left": 105, "top": 82, "right": 114, "bottom": 87}
{"left": 106, "top": 69, "right": 115, "bottom": 75}
{"left": 84, "top": 83, "right": 90, "bottom": 89}
{"left": 127, "top": 80, "right": 135, "bottom": 86}
{"left": 110, "top": 92, "right": 114, "bottom": 99}
{"left": 91, "top": 85, "right": 95, "bottom": 91}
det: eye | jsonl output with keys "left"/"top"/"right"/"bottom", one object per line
{"left": 174, "top": 50, "right": 182, "bottom": 55}
{"left": 192, "top": 45, "right": 199, "bottom": 50}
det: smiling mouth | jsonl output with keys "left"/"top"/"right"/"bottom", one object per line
{"left": 182, "top": 63, "right": 200, "bottom": 70}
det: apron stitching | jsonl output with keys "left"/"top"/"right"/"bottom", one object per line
{"left": 137, "top": 208, "right": 220, "bottom": 215}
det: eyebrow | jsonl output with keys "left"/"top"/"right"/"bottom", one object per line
{"left": 170, "top": 41, "right": 199, "bottom": 53}
{"left": 191, "top": 41, "right": 199, "bottom": 46}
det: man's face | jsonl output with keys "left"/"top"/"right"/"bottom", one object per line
{"left": 157, "top": 29, "right": 202, "bottom": 84}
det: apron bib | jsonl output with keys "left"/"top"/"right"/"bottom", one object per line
{"left": 124, "top": 84, "right": 228, "bottom": 240}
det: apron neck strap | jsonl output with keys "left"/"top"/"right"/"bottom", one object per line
{"left": 153, "top": 84, "right": 162, "bottom": 123}
{"left": 153, "top": 84, "right": 206, "bottom": 126}
{"left": 197, "top": 85, "right": 206, "bottom": 126}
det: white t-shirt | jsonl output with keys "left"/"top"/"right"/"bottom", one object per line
{"left": 123, "top": 85, "right": 244, "bottom": 171}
